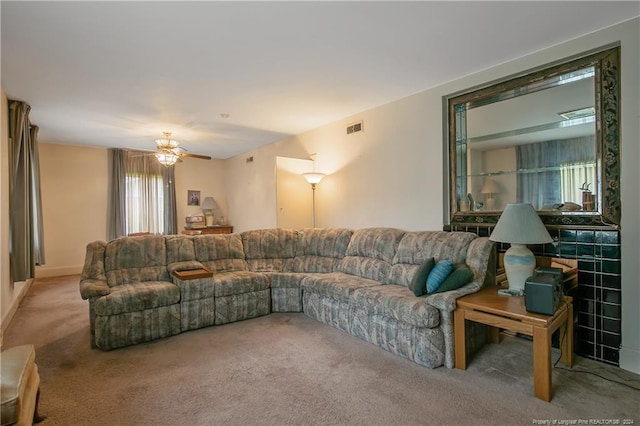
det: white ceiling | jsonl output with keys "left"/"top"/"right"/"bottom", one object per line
{"left": 2, "top": 1, "right": 638, "bottom": 159}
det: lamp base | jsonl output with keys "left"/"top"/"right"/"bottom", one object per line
{"left": 503, "top": 244, "right": 536, "bottom": 294}
{"left": 204, "top": 213, "right": 214, "bottom": 227}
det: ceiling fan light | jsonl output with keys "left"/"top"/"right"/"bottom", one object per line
{"left": 155, "top": 131, "right": 180, "bottom": 150}
{"left": 155, "top": 138, "right": 179, "bottom": 150}
{"left": 155, "top": 151, "right": 179, "bottom": 166}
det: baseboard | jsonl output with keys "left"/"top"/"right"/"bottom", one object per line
{"left": 619, "top": 347, "right": 640, "bottom": 374}
{"left": 35, "top": 265, "right": 82, "bottom": 278}
{"left": 0, "top": 279, "right": 34, "bottom": 347}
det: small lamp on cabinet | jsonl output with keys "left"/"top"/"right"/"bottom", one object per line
{"left": 201, "top": 197, "right": 219, "bottom": 227}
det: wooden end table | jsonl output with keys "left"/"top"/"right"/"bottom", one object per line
{"left": 454, "top": 285, "right": 573, "bottom": 402}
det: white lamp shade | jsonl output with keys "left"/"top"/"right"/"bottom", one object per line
{"left": 201, "top": 197, "right": 219, "bottom": 211}
{"left": 489, "top": 203, "right": 552, "bottom": 244}
{"left": 480, "top": 179, "right": 500, "bottom": 195}
{"left": 490, "top": 203, "right": 552, "bottom": 294}
{"left": 303, "top": 172, "right": 326, "bottom": 185}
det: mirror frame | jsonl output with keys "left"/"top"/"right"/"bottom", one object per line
{"left": 446, "top": 46, "right": 620, "bottom": 228}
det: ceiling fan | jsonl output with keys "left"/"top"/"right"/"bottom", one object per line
{"left": 150, "top": 131, "right": 211, "bottom": 166}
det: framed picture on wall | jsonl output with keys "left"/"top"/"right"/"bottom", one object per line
{"left": 187, "top": 190, "right": 200, "bottom": 206}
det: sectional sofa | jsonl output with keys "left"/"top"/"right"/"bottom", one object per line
{"left": 79, "top": 227, "right": 495, "bottom": 368}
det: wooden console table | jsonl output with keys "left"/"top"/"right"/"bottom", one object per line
{"left": 181, "top": 225, "right": 233, "bottom": 235}
{"left": 454, "top": 285, "right": 573, "bottom": 401}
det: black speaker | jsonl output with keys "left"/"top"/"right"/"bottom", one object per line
{"left": 524, "top": 270, "right": 563, "bottom": 315}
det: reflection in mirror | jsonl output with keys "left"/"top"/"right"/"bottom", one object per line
{"left": 447, "top": 46, "right": 620, "bottom": 226}
{"left": 463, "top": 68, "right": 596, "bottom": 211}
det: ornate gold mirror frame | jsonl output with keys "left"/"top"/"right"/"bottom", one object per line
{"left": 446, "top": 46, "right": 620, "bottom": 228}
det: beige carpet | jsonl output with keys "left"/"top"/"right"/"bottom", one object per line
{"left": 3, "top": 276, "right": 639, "bottom": 426}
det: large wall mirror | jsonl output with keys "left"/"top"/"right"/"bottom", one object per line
{"left": 446, "top": 46, "right": 620, "bottom": 227}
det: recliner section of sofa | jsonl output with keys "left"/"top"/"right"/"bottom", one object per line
{"left": 79, "top": 227, "right": 495, "bottom": 369}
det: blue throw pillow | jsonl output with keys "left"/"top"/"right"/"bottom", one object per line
{"left": 426, "top": 259, "right": 454, "bottom": 293}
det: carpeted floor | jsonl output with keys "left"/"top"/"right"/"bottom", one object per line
{"left": 3, "top": 275, "right": 639, "bottom": 426}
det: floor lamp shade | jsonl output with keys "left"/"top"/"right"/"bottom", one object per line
{"left": 302, "top": 173, "right": 326, "bottom": 228}
{"left": 489, "top": 203, "right": 553, "bottom": 293}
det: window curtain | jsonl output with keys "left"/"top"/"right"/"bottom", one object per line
{"left": 107, "top": 149, "right": 126, "bottom": 240}
{"left": 162, "top": 166, "right": 177, "bottom": 235}
{"left": 516, "top": 136, "right": 594, "bottom": 209}
{"left": 107, "top": 149, "right": 177, "bottom": 238}
{"left": 561, "top": 163, "right": 596, "bottom": 204}
{"left": 8, "top": 100, "right": 45, "bottom": 282}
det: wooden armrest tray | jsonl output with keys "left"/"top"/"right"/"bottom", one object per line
{"left": 173, "top": 269, "right": 213, "bottom": 280}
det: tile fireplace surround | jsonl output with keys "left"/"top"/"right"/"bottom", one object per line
{"left": 445, "top": 224, "right": 622, "bottom": 366}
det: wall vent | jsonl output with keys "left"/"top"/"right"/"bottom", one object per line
{"left": 346, "top": 121, "right": 363, "bottom": 135}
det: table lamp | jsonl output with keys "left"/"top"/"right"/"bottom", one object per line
{"left": 480, "top": 179, "right": 500, "bottom": 210}
{"left": 489, "top": 203, "right": 552, "bottom": 295}
{"left": 201, "top": 197, "right": 219, "bottom": 226}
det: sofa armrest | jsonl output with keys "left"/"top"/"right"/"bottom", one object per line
{"left": 425, "top": 237, "right": 497, "bottom": 312}
{"left": 425, "top": 279, "right": 483, "bottom": 312}
{"left": 79, "top": 279, "right": 110, "bottom": 300}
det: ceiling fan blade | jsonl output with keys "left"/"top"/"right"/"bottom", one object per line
{"left": 179, "top": 152, "right": 212, "bottom": 160}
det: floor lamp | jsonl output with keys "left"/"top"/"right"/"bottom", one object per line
{"left": 302, "top": 172, "right": 325, "bottom": 228}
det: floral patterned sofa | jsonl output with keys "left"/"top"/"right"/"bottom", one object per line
{"left": 79, "top": 228, "right": 495, "bottom": 368}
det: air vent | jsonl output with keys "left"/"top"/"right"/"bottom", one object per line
{"left": 346, "top": 121, "right": 363, "bottom": 135}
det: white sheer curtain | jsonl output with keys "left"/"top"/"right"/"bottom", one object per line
{"left": 124, "top": 153, "right": 165, "bottom": 235}
{"left": 561, "top": 163, "right": 596, "bottom": 204}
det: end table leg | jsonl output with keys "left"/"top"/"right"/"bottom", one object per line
{"left": 561, "top": 302, "right": 574, "bottom": 368}
{"left": 454, "top": 308, "right": 467, "bottom": 369}
{"left": 533, "top": 326, "right": 552, "bottom": 401}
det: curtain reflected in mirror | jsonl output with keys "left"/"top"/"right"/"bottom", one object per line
{"left": 516, "top": 136, "right": 595, "bottom": 210}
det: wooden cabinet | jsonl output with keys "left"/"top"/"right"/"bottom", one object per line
{"left": 181, "top": 226, "right": 233, "bottom": 235}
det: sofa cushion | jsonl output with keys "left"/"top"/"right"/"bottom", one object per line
{"left": 338, "top": 228, "right": 405, "bottom": 282}
{"left": 408, "top": 257, "right": 435, "bottom": 297}
{"left": 165, "top": 235, "right": 196, "bottom": 263}
{"left": 301, "top": 272, "right": 381, "bottom": 303}
{"left": 242, "top": 229, "right": 299, "bottom": 272}
{"left": 350, "top": 285, "right": 440, "bottom": 328}
{"left": 93, "top": 281, "right": 180, "bottom": 316}
{"left": 388, "top": 231, "right": 477, "bottom": 288}
{"left": 104, "top": 235, "right": 169, "bottom": 287}
{"left": 212, "top": 271, "right": 270, "bottom": 297}
{"left": 392, "top": 231, "right": 477, "bottom": 265}
{"left": 194, "top": 234, "right": 249, "bottom": 273}
{"left": 290, "top": 228, "right": 353, "bottom": 273}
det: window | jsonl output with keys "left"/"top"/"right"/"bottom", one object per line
{"left": 108, "top": 149, "right": 177, "bottom": 239}
{"left": 125, "top": 171, "right": 165, "bottom": 235}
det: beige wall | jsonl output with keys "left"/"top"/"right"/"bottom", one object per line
{"left": 36, "top": 144, "right": 109, "bottom": 277}
{"left": 175, "top": 157, "right": 227, "bottom": 228}
{"left": 276, "top": 157, "right": 314, "bottom": 229}
{"left": 224, "top": 146, "right": 279, "bottom": 233}
{"left": 225, "top": 18, "right": 639, "bottom": 372}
